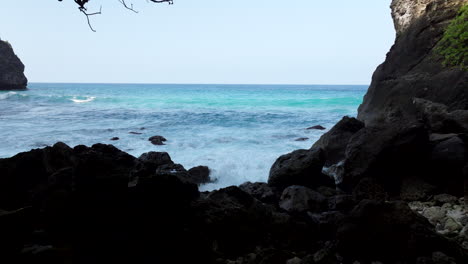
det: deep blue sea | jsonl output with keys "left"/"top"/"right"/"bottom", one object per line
{"left": 0, "top": 83, "right": 367, "bottom": 190}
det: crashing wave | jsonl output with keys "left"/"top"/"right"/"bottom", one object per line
{"left": 70, "top": 96, "right": 96, "bottom": 103}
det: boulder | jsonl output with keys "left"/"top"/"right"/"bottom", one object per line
{"left": 313, "top": 116, "right": 364, "bottom": 166}
{"left": 341, "top": 123, "right": 430, "bottom": 193}
{"left": 188, "top": 166, "right": 212, "bottom": 185}
{"left": 307, "top": 125, "right": 326, "bottom": 130}
{"left": 191, "top": 186, "right": 274, "bottom": 257}
{"left": 0, "top": 40, "right": 27, "bottom": 90}
{"left": 279, "top": 186, "right": 327, "bottom": 214}
{"left": 268, "top": 148, "right": 334, "bottom": 191}
{"left": 0, "top": 142, "right": 75, "bottom": 209}
{"left": 148, "top": 135, "right": 167, "bottom": 145}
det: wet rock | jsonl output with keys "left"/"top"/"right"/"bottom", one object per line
{"left": 279, "top": 186, "right": 327, "bottom": 214}
{"left": 148, "top": 135, "right": 167, "bottom": 145}
{"left": 295, "top": 137, "right": 309, "bottom": 142}
{"left": 307, "top": 125, "right": 326, "bottom": 130}
{"left": 110, "top": 137, "right": 119, "bottom": 141}
{"left": 268, "top": 148, "right": 334, "bottom": 191}
{"left": 239, "top": 182, "right": 277, "bottom": 203}
{"left": 129, "top": 131, "right": 142, "bottom": 135}
{"left": 188, "top": 166, "right": 212, "bottom": 185}
{"left": 313, "top": 116, "right": 364, "bottom": 166}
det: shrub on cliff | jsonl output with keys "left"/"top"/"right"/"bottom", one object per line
{"left": 436, "top": 4, "right": 468, "bottom": 70}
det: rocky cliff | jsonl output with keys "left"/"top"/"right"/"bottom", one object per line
{"left": 358, "top": 0, "right": 467, "bottom": 125}
{"left": 0, "top": 40, "right": 27, "bottom": 90}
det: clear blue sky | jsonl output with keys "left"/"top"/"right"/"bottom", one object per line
{"left": 0, "top": 0, "right": 394, "bottom": 84}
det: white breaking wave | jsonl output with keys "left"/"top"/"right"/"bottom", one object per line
{"left": 71, "top": 96, "right": 96, "bottom": 103}
{"left": 0, "top": 92, "right": 17, "bottom": 100}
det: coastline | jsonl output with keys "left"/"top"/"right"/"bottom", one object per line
{"left": 0, "top": 0, "right": 467, "bottom": 263}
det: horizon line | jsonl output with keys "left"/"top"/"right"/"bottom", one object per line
{"left": 28, "top": 81, "right": 370, "bottom": 86}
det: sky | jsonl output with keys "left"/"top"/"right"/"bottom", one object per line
{"left": 0, "top": 0, "right": 395, "bottom": 85}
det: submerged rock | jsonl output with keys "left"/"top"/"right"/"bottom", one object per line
{"left": 307, "top": 125, "right": 326, "bottom": 130}
{"left": 148, "top": 135, "right": 167, "bottom": 145}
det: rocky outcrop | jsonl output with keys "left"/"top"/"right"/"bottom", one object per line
{"left": 358, "top": 0, "right": 468, "bottom": 125}
{"left": 1, "top": 143, "right": 467, "bottom": 263}
{"left": 268, "top": 148, "right": 335, "bottom": 192}
{"left": 313, "top": 116, "right": 364, "bottom": 166}
{"left": 0, "top": 40, "right": 27, "bottom": 90}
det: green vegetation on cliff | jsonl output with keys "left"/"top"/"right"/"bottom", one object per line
{"left": 436, "top": 4, "right": 468, "bottom": 70}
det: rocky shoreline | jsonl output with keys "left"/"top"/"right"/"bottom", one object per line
{"left": 0, "top": 142, "right": 467, "bottom": 263}
{"left": 1, "top": 0, "right": 467, "bottom": 263}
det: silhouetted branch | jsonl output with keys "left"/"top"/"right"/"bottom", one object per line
{"left": 118, "top": 0, "right": 139, "bottom": 13}
{"left": 57, "top": 0, "right": 174, "bottom": 32}
{"left": 79, "top": 5, "right": 102, "bottom": 32}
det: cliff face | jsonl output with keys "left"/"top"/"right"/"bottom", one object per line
{"left": 358, "top": 0, "right": 468, "bottom": 125}
{"left": 0, "top": 40, "right": 27, "bottom": 90}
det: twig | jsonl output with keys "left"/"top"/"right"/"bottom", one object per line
{"left": 79, "top": 6, "right": 102, "bottom": 32}
{"left": 118, "top": 0, "right": 139, "bottom": 13}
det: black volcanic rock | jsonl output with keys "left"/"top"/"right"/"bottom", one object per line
{"left": 307, "top": 125, "right": 326, "bottom": 130}
{"left": 313, "top": 116, "right": 364, "bottom": 166}
{"left": 358, "top": 0, "right": 468, "bottom": 126}
{"left": 148, "top": 135, "right": 167, "bottom": 145}
{"left": 268, "top": 148, "right": 334, "bottom": 192}
{"left": 188, "top": 165, "right": 212, "bottom": 185}
{"left": 0, "top": 40, "right": 27, "bottom": 90}
{"left": 341, "top": 123, "right": 430, "bottom": 193}
{"left": 279, "top": 185, "right": 327, "bottom": 214}
{"left": 239, "top": 182, "right": 277, "bottom": 203}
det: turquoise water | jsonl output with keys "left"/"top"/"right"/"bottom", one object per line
{"left": 0, "top": 83, "right": 367, "bottom": 190}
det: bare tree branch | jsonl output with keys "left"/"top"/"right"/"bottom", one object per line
{"left": 118, "top": 0, "right": 139, "bottom": 13}
{"left": 57, "top": 0, "right": 174, "bottom": 32}
{"left": 79, "top": 5, "right": 102, "bottom": 32}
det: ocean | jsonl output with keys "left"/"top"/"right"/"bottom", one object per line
{"left": 0, "top": 83, "right": 367, "bottom": 190}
